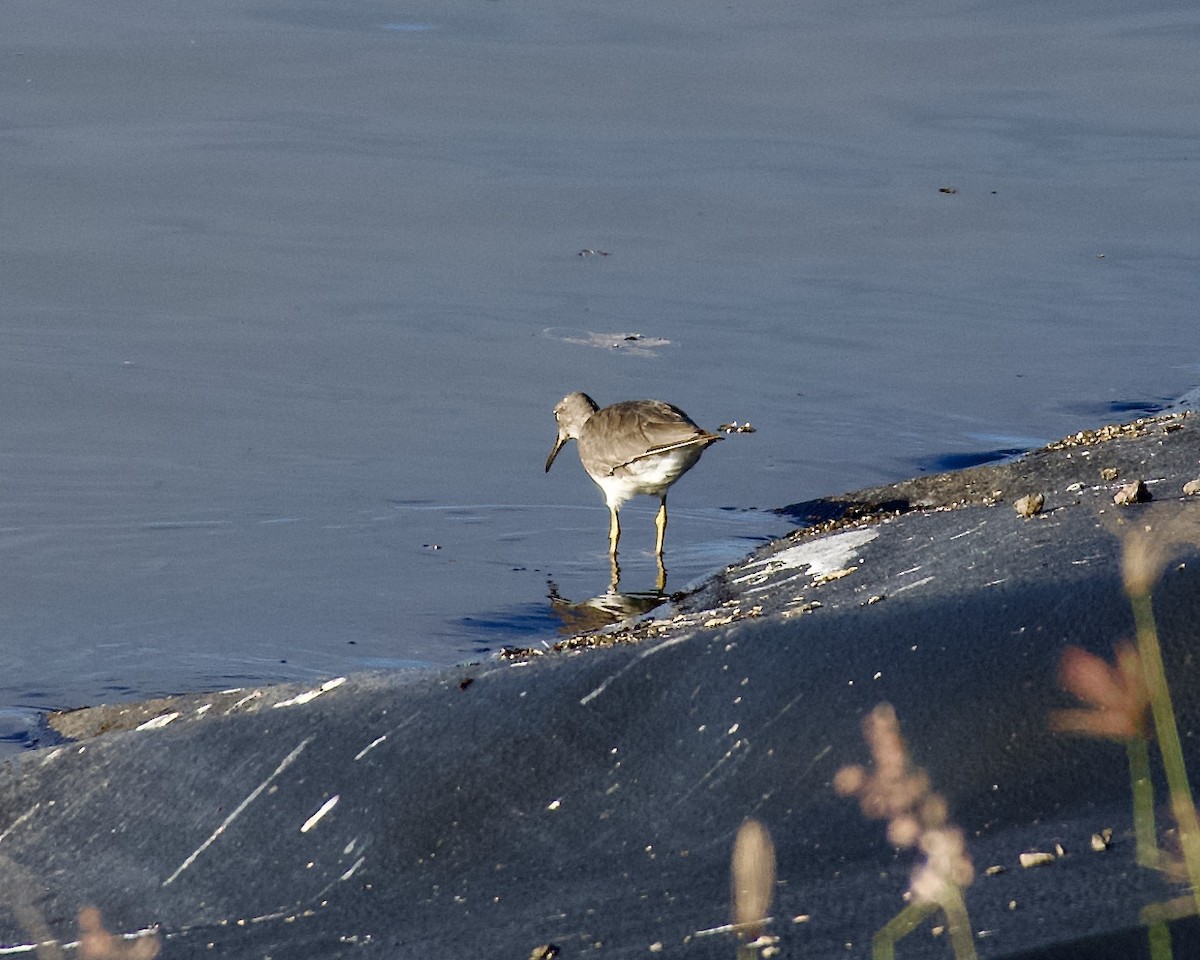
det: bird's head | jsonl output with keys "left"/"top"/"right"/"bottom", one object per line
{"left": 545, "top": 392, "right": 599, "bottom": 472}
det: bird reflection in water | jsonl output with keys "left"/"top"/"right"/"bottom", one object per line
{"left": 547, "top": 577, "right": 668, "bottom": 636}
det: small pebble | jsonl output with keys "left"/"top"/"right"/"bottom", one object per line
{"left": 1100, "top": 467, "right": 1119, "bottom": 481}
{"left": 1113, "top": 480, "right": 1151, "bottom": 506}
{"left": 1013, "top": 493, "right": 1044, "bottom": 518}
{"left": 1019, "top": 851, "right": 1056, "bottom": 868}
{"left": 1184, "top": 479, "right": 1200, "bottom": 496}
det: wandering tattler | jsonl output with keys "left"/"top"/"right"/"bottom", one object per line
{"left": 544, "top": 392, "right": 722, "bottom": 561}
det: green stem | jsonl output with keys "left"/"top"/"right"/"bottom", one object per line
{"left": 940, "top": 884, "right": 979, "bottom": 960}
{"left": 872, "top": 901, "right": 937, "bottom": 960}
{"left": 1127, "top": 734, "right": 1159, "bottom": 870}
{"left": 1147, "top": 918, "right": 1173, "bottom": 960}
{"left": 1130, "top": 590, "right": 1200, "bottom": 911}
{"left": 871, "top": 890, "right": 978, "bottom": 960}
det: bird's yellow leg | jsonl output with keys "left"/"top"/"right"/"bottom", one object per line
{"left": 654, "top": 498, "right": 668, "bottom": 556}
{"left": 608, "top": 506, "right": 621, "bottom": 557}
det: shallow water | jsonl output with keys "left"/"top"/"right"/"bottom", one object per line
{"left": 1, "top": 0, "right": 1198, "bottom": 744}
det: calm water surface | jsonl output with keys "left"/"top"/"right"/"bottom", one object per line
{"left": 2, "top": 0, "right": 1198, "bottom": 745}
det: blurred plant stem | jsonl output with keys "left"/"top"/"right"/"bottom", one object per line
{"left": 731, "top": 818, "right": 775, "bottom": 959}
{"left": 1146, "top": 918, "right": 1171, "bottom": 960}
{"left": 872, "top": 885, "right": 976, "bottom": 960}
{"left": 1127, "top": 734, "right": 1158, "bottom": 870}
{"left": 1129, "top": 588, "right": 1200, "bottom": 910}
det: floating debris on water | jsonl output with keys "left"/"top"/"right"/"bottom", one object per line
{"left": 542, "top": 328, "right": 670, "bottom": 357}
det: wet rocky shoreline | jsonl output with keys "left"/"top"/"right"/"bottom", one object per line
{"left": 4, "top": 408, "right": 1200, "bottom": 959}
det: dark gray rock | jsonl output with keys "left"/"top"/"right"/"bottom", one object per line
{"left": 3, "top": 412, "right": 1199, "bottom": 959}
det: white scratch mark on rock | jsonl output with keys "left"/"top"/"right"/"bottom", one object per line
{"left": 301, "top": 795, "right": 340, "bottom": 833}
{"left": 949, "top": 522, "right": 987, "bottom": 540}
{"left": 135, "top": 712, "right": 179, "bottom": 731}
{"left": 758, "top": 690, "right": 807, "bottom": 735}
{"left": 355, "top": 735, "right": 388, "bottom": 761}
{"left": 227, "top": 690, "right": 263, "bottom": 713}
{"left": 273, "top": 677, "right": 347, "bottom": 708}
{"left": 354, "top": 711, "right": 420, "bottom": 760}
{"left": 248, "top": 909, "right": 290, "bottom": 924}
{"left": 163, "top": 736, "right": 313, "bottom": 886}
{"left": 744, "top": 570, "right": 808, "bottom": 595}
{"left": 0, "top": 802, "right": 40, "bottom": 844}
{"left": 674, "top": 739, "right": 749, "bottom": 807}
{"left": 315, "top": 848, "right": 372, "bottom": 902}
{"left": 693, "top": 918, "right": 774, "bottom": 938}
{"left": 580, "top": 634, "right": 690, "bottom": 706}
{"left": 340, "top": 856, "right": 365, "bottom": 881}
{"left": 892, "top": 576, "right": 934, "bottom": 595}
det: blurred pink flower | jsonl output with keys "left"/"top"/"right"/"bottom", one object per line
{"left": 1052, "top": 642, "right": 1149, "bottom": 741}
{"left": 835, "top": 704, "right": 973, "bottom": 904}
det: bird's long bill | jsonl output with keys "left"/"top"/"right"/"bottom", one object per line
{"left": 545, "top": 433, "right": 567, "bottom": 472}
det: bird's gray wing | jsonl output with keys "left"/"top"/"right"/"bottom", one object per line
{"left": 583, "top": 401, "right": 719, "bottom": 475}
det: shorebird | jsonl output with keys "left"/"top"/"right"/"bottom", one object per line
{"left": 544, "top": 392, "right": 722, "bottom": 559}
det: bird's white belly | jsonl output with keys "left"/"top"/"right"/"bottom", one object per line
{"left": 591, "top": 447, "right": 703, "bottom": 508}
